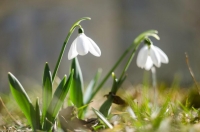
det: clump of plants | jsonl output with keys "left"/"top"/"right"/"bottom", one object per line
{"left": 4, "top": 17, "right": 200, "bottom": 132}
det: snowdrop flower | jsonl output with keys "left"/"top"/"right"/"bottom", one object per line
{"left": 68, "top": 28, "right": 101, "bottom": 60}
{"left": 136, "top": 41, "right": 168, "bottom": 70}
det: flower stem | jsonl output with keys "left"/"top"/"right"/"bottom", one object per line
{"left": 89, "top": 43, "right": 135, "bottom": 102}
{"left": 87, "top": 30, "right": 159, "bottom": 103}
{"left": 151, "top": 66, "right": 157, "bottom": 107}
{"left": 119, "top": 45, "right": 139, "bottom": 80}
{"left": 52, "top": 17, "right": 91, "bottom": 82}
{"left": 112, "top": 44, "right": 140, "bottom": 94}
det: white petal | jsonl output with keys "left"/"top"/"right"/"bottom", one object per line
{"left": 154, "top": 46, "right": 169, "bottom": 63}
{"left": 150, "top": 45, "right": 161, "bottom": 67}
{"left": 76, "top": 34, "right": 89, "bottom": 55}
{"left": 68, "top": 39, "right": 78, "bottom": 60}
{"left": 136, "top": 45, "right": 149, "bottom": 68}
{"left": 144, "top": 56, "right": 153, "bottom": 70}
{"left": 87, "top": 37, "right": 101, "bottom": 56}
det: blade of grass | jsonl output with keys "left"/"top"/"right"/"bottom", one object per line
{"left": 153, "top": 96, "right": 170, "bottom": 129}
{"left": 92, "top": 108, "right": 113, "bottom": 129}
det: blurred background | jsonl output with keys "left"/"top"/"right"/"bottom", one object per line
{"left": 0, "top": 0, "right": 200, "bottom": 92}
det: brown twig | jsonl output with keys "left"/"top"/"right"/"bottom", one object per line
{"left": 0, "top": 97, "right": 21, "bottom": 125}
{"left": 185, "top": 52, "right": 200, "bottom": 95}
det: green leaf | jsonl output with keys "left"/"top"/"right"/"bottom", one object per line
{"left": 35, "top": 97, "right": 41, "bottom": 129}
{"left": 84, "top": 69, "right": 102, "bottom": 104}
{"left": 45, "top": 70, "right": 74, "bottom": 131}
{"left": 100, "top": 72, "right": 126, "bottom": 117}
{"left": 70, "top": 58, "right": 84, "bottom": 108}
{"left": 42, "top": 63, "right": 52, "bottom": 125}
{"left": 8, "top": 72, "right": 36, "bottom": 129}
{"left": 99, "top": 97, "right": 113, "bottom": 117}
{"left": 99, "top": 73, "right": 117, "bottom": 117}
{"left": 92, "top": 108, "right": 113, "bottom": 129}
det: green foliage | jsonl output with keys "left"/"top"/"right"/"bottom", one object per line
{"left": 99, "top": 97, "right": 113, "bottom": 117}
{"left": 8, "top": 69, "right": 74, "bottom": 131}
{"left": 69, "top": 58, "right": 84, "bottom": 118}
{"left": 8, "top": 72, "right": 38, "bottom": 130}
{"left": 84, "top": 69, "right": 102, "bottom": 104}
{"left": 42, "top": 63, "right": 52, "bottom": 126}
{"left": 92, "top": 108, "right": 113, "bottom": 129}
{"left": 44, "top": 70, "right": 74, "bottom": 131}
{"left": 99, "top": 73, "right": 117, "bottom": 117}
{"left": 70, "top": 58, "right": 84, "bottom": 108}
{"left": 35, "top": 98, "right": 41, "bottom": 129}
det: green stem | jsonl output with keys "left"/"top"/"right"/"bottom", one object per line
{"left": 89, "top": 42, "right": 135, "bottom": 102}
{"left": 52, "top": 17, "right": 91, "bottom": 82}
{"left": 151, "top": 66, "right": 157, "bottom": 108}
{"left": 111, "top": 42, "right": 141, "bottom": 94}
{"left": 119, "top": 45, "right": 139, "bottom": 80}
{"left": 89, "top": 30, "right": 159, "bottom": 102}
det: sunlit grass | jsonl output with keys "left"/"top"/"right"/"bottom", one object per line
{"left": 1, "top": 83, "right": 200, "bottom": 132}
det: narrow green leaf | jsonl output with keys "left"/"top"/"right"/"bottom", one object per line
{"left": 45, "top": 70, "right": 74, "bottom": 131}
{"left": 8, "top": 72, "right": 35, "bottom": 129}
{"left": 100, "top": 73, "right": 117, "bottom": 117}
{"left": 99, "top": 72, "right": 126, "bottom": 117}
{"left": 92, "top": 108, "right": 113, "bottom": 129}
{"left": 70, "top": 58, "right": 84, "bottom": 108}
{"left": 42, "top": 63, "right": 52, "bottom": 125}
{"left": 35, "top": 97, "right": 41, "bottom": 129}
{"left": 99, "top": 97, "right": 113, "bottom": 117}
{"left": 84, "top": 69, "right": 102, "bottom": 104}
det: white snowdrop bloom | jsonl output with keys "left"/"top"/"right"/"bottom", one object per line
{"left": 136, "top": 44, "right": 168, "bottom": 70}
{"left": 68, "top": 28, "right": 101, "bottom": 60}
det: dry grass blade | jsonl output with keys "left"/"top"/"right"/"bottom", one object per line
{"left": 185, "top": 52, "right": 200, "bottom": 95}
{"left": 0, "top": 97, "right": 21, "bottom": 126}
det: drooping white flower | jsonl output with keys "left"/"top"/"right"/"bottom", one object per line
{"left": 136, "top": 44, "right": 168, "bottom": 70}
{"left": 68, "top": 28, "right": 101, "bottom": 60}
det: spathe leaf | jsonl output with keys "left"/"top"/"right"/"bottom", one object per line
{"left": 134, "top": 30, "right": 159, "bottom": 45}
